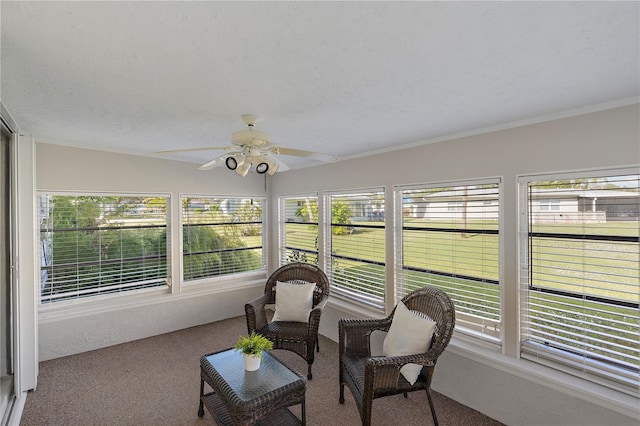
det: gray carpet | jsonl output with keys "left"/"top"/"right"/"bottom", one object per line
{"left": 20, "top": 316, "right": 503, "bottom": 425}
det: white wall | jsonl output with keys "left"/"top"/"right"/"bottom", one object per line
{"left": 33, "top": 105, "right": 639, "bottom": 425}
{"left": 277, "top": 104, "right": 640, "bottom": 426}
{"left": 38, "top": 284, "right": 261, "bottom": 360}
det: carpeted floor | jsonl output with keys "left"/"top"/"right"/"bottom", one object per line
{"left": 20, "top": 316, "right": 503, "bottom": 425}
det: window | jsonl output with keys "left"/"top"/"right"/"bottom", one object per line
{"left": 326, "top": 189, "right": 385, "bottom": 309}
{"left": 279, "top": 194, "right": 319, "bottom": 266}
{"left": 519, "top": 170, "right": 639, "bottom": 392}
{"left": 448, "top": 201, "right": 464, "bottom": 212}
{"left": 539, "top": 199, "right": 560, "bottom": 211}
{"left": 38, "top": 194, "right": 169, "bottom": 303}
{"left": 396, "top": 179, "right": 501, "bottom": 343}
{"left": 182, "top": 196, "right": 265, "bottom": 281}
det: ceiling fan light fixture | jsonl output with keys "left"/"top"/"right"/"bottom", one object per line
{"left": 225, "top": 156, "right": 238, "bottom": 170}
{"left": 267, "top": 163, "right": 279, "bottom": 176}
{"left": 236, "top": 161, "right": 251, "bottom": 177}
{"left": 225, "top": 153, "right": 245, "bottom": 171}
{"left": 159, "top": 116, "right": 334, "bottom": 176}
{"left": 255, "top": 162, "right": 269, "bottom": 174}
{"left": 257, "top": 156, "right": 279, "bottom": 175}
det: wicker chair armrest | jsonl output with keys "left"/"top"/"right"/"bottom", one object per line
{"left": 314, "top": 294, "right": 329, "bottom": 311}
{"left": 367, "top": 351, "right": 438, "bottom": 370}
{"left": 364, "top": 352, "right": 439, "bottom": 389}
{"left": 245, "top": 294, "right": 269, "bottom": 332}
{"left": 339, "top": 317, "right": 392, "bottom": 335}
{"left": 307, "top": 295, "right": 328, "bottom": 334}
{"left": 338, "top": 317, "right": 392, "bottom": 357}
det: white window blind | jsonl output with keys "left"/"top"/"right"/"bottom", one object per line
{"left": 38, "top": 194, "right": 169, "bottom": 303}
{"left": 519, "top": 170, "right": 639, "bottom": 392}
{"left": 396, "top": 179, "right": 501, "bottom": 343}
{"left": 182, "top": 196, "right": 265, "bottom": 281}
{"left": 327, "top": 189, "right": 385, "bottom": 309}
{"left": 279, "top": 195, "right": 319, "bottom": 266}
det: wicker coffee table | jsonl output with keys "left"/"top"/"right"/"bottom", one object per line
{"left": 198, "top": 348, "right": 306, "bottom": 425}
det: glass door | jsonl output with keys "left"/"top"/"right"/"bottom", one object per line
{"left": 0, "top": 120, "right": 15, "bottom": 420}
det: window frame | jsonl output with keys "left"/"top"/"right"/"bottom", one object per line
{"left": 394, "top": 177, "right": 502, "bottom": 345}
{"left": 517, "top": 167, "right": 640, "bottom": 393}
{"left": 278, "top": 193, "right": 319, "bottom": 267}
{"left": 37, "top": 191, "right": 171, "bottom": 304}
{"left": 324, "top": 187, "right": 386, "bottom": 310}
{"left": 181, "top": 194, "right": 266, "bottom": 284}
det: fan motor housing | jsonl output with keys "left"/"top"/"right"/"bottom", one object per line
{"left": 232, "top": 130, "right": 271, "bottom": 147}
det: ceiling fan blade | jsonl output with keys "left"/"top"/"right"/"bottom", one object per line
{"left": 197, "top": 154, "right": 229, "bottom": 170}
{"left": 155, "top": 146, "right": 235, "bottom": 154}
{"left": 268, "top": 146, "right": 337, "bottom": 162}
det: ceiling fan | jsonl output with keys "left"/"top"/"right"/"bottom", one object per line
{"left": 156, "top": 115, "right": 337, "bottom": 176}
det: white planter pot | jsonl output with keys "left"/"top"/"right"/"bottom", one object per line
{"left": 243, "top": 353, "right": 261, "bottom": 371}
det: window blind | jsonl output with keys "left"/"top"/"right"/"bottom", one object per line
{"left": 182, "top": 196, "right": 265, "bottom": 281}
{"left": 396, "top": 179, "right": 501, "bottom": 342}
{"left": 279, "top": 195, "right": 319, "bottom": 266}
{"left": 519, "top": 170, "right": 639, "bottom": 392}
{"left": 38, "top": 194, "right": 169, "bottom": 303}
{"left": 327, "top": 189, "right": 385, "bottom": 309}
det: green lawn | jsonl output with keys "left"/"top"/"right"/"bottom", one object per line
{"left": 282, "top": 220, "right": 639, "bottom": 368}
{"left": 283, "top": 220, "right": 638, "bottom": 304}
{"left": 531, "top": 221, "right": 639, "bottom": 237}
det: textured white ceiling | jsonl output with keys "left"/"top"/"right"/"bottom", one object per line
{"left": 1, "top": 1, "right": 638, "bottom": 170}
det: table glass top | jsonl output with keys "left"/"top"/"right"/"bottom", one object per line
{"left": 203, "top": 349, "right": 303, "bottom": 401}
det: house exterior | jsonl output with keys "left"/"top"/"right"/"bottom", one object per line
{"left": 529, "top": 188, "right": 639, "bottom": 223}
{"left": 403, "top": 187, "right": 640, "bottom": 223}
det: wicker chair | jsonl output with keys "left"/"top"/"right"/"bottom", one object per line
{"left": 244, "top": 262, "right": 330, "bottom": 380}
{"left": 338, "top": 287, "right": 456, "bottom": 426}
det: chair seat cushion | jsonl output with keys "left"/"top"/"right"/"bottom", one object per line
{"left": 272, "top": 281, "right": 315, "bottom": 322}
{"left": 383, "top": 301, "right": 436, "bottom": 385}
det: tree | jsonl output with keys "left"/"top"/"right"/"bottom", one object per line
{"left": 183, "top": 225, "right": 261, "bottom": 279}
{"left": 234, "top": 201, "right": 263, "bottom": 237}
{"left": 297, "top": 200, "right": 353, "bottom": 235}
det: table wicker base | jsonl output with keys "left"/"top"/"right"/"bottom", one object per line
{"left": 199, "top": 391, "right": 301, "bottom": 426}
{"left": 198, "top": 348, "right": 306, "bottom": 426}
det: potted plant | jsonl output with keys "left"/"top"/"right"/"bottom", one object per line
{"left": 233, "top": 331, "right": 274, "bottom": 371}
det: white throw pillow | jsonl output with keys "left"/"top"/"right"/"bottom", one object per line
{"left": 369, "top": 330, "right": 387, "bottom": 357}
{"left": 271, "top": 281, "right": 315, "bottom": 323}
{"left": 382, "top": 300, "right": 437, "bottom": 385}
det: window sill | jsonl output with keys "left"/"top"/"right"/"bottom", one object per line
{"left": 38, "top": 275, "right": 266, "bottom": 323}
